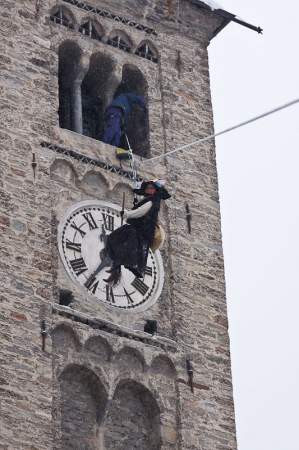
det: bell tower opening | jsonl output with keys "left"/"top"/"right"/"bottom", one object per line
{"left": 114, "top": 64, "right": 150, "bottom": 157}
{"left": 81, "top": 52, "right": 116, "bottom": 140}
{"left": 58, "top": 41, "right": 84, "bottom": 133}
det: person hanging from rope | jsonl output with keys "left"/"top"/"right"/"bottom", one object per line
{"left": 103, "top": 179, "right": 171, "bottom": 285}
{"left": 102, "top": 92, "right": 146, "bottom": 148}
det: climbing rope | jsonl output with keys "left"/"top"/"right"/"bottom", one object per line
{"left": 143, "top": 97, "right": 299, "bottom": 164}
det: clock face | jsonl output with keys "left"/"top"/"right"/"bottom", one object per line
{"left": 58, "top": 200, "right": 164, "bottom": 312}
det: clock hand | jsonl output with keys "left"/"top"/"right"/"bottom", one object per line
{"left": 85, "top": 225, "right": 111, "bottom": 286}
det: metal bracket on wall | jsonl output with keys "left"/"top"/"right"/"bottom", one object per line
{"left": 185, "top": 203, "right": 192, "bottom": 234}
{"left": 177, "top": 358, "right": 210, "bottom": 392}
{"left": 40, "top": 319, "right": 47, "bottom": 351}
{"left": 31, "top": 153, "right": 37, "bottom": 180}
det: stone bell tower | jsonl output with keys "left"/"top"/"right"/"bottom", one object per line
{"left": 0, "top": 1, "right": 261, "bottom": 449}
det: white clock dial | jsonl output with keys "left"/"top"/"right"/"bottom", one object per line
{"left": 58, "top": 200, "right": 164, "bottom": 311}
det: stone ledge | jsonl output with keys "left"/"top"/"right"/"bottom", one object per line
{"left": 51, "top": 304, "right": 178, "bottom": 352}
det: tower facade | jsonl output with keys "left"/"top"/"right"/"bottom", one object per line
{"left": 0, "top": 1, "right": 239, "bottom": 449}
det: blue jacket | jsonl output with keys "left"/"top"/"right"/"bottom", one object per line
{"left": 109, "top": 93, "right": 145, "bottom": 118}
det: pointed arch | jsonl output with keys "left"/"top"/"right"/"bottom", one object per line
{"left": 135, "top": 40, "right": 159, "bottom": 63}
{"left": 105, "top": 380, "right": 161, "bottom": 450}
{"left": 79, "top": 18, "right": 104, "bottom": 42}
{"left": 107, "top": 30, "right": 133, "bottom": 53}
{"left": 50, "top": 5, "right": 75, "bottom": 30}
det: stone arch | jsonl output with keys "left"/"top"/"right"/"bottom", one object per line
{"left": 57, "top": 364, "right": 108, "bottom": 449}
{"left": 51, "top": 323, "right": 82, "bottom": 355}
{"left": 58, "top": 40, "right": 89, "bottom": 133}
{"left": 150, "top": 355, "right": 177, "bottom": 379}
{"left": 115, "top": 346, "right": 145, "bottom": 373}
{"left": 79, "top": 18, "right": 104, "bottom": 42}
{"left": 81, "top": 51, "right": 117, "bottom": 139}
{"left": 84, "top": 335, "right": 112, "bottom": 362}
{"left": 111, "top": 182, "right": 134, "bottom": 206}
{"left": 50, "top": 5, "right": 76, "bottom": 30}
{"left": 107, "top": 29, "right": 133, "bottom": 53}
{"left": 105, "top": 380, "right": 161, "bottom": 450}
{"left": 50, "top": 158, "right": 77, "bottom": 185}
{"left": 80, "top": 170, "right": 109, "bottom": 195}
{"left": 114, "top": 64, "right": 150, "bottom": 157}
{"left": 135, "top": 40, "right": 159, "bottom": 63}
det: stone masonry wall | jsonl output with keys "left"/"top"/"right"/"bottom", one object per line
{"left": 0, "top": 1, "right": 236, "bottom": 449}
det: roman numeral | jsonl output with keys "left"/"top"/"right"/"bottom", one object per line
{"left": 84, "top": 275, "right": 99, "bottom": 294}
{"left": 106, "top": 285, "right": 115, "bottom": 304}
{"left": 145, "top": 266, "right": 153, "bottom": 276}
{"left": 83, "top": 212, "right": 98, "bottom": 230}
{"left": 66, "top": 239, "right": 81, "bottom": 252}
{"left": 102, "top": 213, "right": 114, "bottom": 231}
{"left": 69, "top": 257, "right": 87, "bottom": 276}
{"left": 132, "top": 278, "right": 149, "bottom": 296}
{"left": 124, "top": 288, "right": 134, "bottom": 306}
{"left": 70, "top": 222, "right": 86, "bottom": 238}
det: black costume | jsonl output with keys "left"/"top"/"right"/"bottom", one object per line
{"left": 105, "top": 181, "right": 170, "bottom": 283}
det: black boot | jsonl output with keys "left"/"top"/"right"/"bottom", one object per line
{"left": 104, "top": 266, "right": 121, "bottom": 286}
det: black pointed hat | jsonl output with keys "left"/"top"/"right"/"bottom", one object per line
{"left": 133, "top": 179, "right": 171, "bottom": 200}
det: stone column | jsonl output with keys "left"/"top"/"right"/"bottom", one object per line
{"left": 70, "top": 55, "right": 90, "bottom": 134}
{"left": 71, "top": 80, "right": 83, "bottom": 134}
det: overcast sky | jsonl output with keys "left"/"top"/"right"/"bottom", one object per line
{"left": 208, "top": 1, "right": 299, "bottom": 450}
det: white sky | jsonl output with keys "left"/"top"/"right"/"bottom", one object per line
{"left": 209, "top": 1, "right": 299, "bottom": 450}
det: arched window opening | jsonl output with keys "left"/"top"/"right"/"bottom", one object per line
{"left": 57, "top": 365, "right": 108, "bottom": 449}
{"left": 104, "top": 380, "right": 161, "bottom": 450}
{"left": 81, "top": 52, "right": 116, "bottom": 139}
{"left": 58, "top": 41, "right": 86, "bottom": 134}
{"left": 50, "top": 6, "right": 74, "bottom": 29}
{"left": 79, "top": 20, "right": 102, "bottom": 41}
{"left": 107, "top": 31, "right": 132, "bottom": 53}
{"left": 112, "top": 64, "right": 150, "bottom": 157}
{"left": 135, "top": 42, "right": 159, "bottom": 63}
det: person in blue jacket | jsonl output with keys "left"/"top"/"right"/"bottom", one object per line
{"left": 102, "top": 93, "right": 146, "bottom": 147}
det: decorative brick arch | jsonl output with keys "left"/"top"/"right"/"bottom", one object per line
{"left": 135, "top": 40, "right": 159, "bottom": 63}
{"left": 150, "top": 355, "right": 177, "bottom": 379}
{"left": 107, "top": 29, "right": 133, "bottom": 53}
{"left": 51, "top": 322, "right": 82, "bottom": 355}
{"left": 80, "top": 50, "right": 118, "bottom": 140}
{"left": 79, "top": 17, "right": 104, "bottom": 41}
{"left": 80, "top": 170, "right": 109, "bottom": 195}
{"left": 50, "top": 158, "right": 78, "bottom": 186}
{"left": 104, "top": 379, "right": 161, "bottom": 450}
{"left": 84, "top": 334, "right": 113, "bottom": 362}
{"left": 50, "top": 5, "right": 76, "bottom": 30}
{"left": 115, "top": 346, "right": 146, "bottom": 373}
{"left": 58, "top": 40, "right": 87, "bottom": 133}
{"left": 56, "top": 364, "right": 108, "bottom": 450}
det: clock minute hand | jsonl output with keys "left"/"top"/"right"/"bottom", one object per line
{"left": 85, "top": 226, "right": 111, "bottom": 286}
{"left": 85, "top": 256, "right": 111, "bottom": 287}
